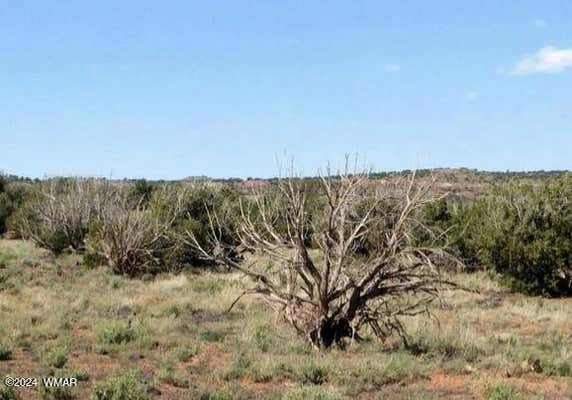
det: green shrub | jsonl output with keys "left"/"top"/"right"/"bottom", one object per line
{"left": 149, "top": 184, "right": 242, "bottom": 268}
{"left": 38, "top": 384, "right": 74, "bottom": 400}
{"left": 128, "top": 180, "right": 154, "bottom": 206}
{"left": 252, "top": 325, "right": 272, "bottom": 352}
{"left": 175, "top": 344, "right": 201, "bottom": 362}
{"left": 70, "top": 369, "right": 90, "bottom": 382}
{"left": 487, "top": 384, "right": 521, "bottom": 400}
{"left": 187, "top": 389, "right": 234, "bottom": 400}
{"left": 408, "top": 328, "right": 482, "bottom": 362}
{"left": 223, "top": 352, "right": 253, "bottom": 381}
{"left": 291, "top": 361, "right": 329, "bottom": 385}
{"left": 43, "top": 347, "right": 68, "bottom": 368}
{"left": 97, "top": 322, "right": 135, "bottom": 345}
{"left": 0, "top": 342, "right": 12, "bottom": 360}
{"left": 154, "top": 360, "right": 188, "bottom": 387}
{"left": 0, "top": 385, "right": 21, "bottom": 400}
{"left": 458, "top": 176, "right": 572, "bottom": 295}
{"left": 282, "top": 386, "right": 342, "bottom": 400}
{"left": 90, "top": 371, "right": 148, "bottom": 400}
{"left": 0, "top": 192, "right": 14, "bottom": 235}
{"left": 197, "top": 329, "right": 225, "bottom": 343}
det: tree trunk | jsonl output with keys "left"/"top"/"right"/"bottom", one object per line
{"left": 309, "top": 317, "right": 360, "bottom": 348}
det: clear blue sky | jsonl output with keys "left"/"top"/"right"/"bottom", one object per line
{"left": 1, "top": 1, "right": 571, "bottom": 179}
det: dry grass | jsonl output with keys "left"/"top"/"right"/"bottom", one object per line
{"left": 1, "top": 239, "right": 571, "bottom": 399}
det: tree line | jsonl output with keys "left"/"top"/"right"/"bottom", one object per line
{"left": 0, "top": 168, "right": 570, "bottom": 348}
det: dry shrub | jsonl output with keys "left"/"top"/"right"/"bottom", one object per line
{"left": 10, "top": 178, "right": 115, "bottom": 253}
{"left": 189, "top": 160, "right": 460, "bottom": 348}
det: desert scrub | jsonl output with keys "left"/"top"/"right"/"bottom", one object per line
{"left": 454, "top": 176, "right": 572, "bottom": 296}
{"left": 281, "top": 386, "right": 343, "bottom": 400}
{"left": 407, "top": 325, "right": 483, "bottom": 362}
{"left": 272, "top": 360, "right": 330, "bottom": 385}
{"left": 487, "top": 384, "right": 522, "bottom": 400}
{"left": 90, "top": 371, "right": 148, "bottom": 400}
{"left": 0, "top": 384, "right": 21, "bottom": 400}
{"left": 197, "top": 329, "right": 225, "bottom": 343}
{"left": 69, "top": 369, "right": 90, "bottom": 382}
{"left": 191, "top": 277, "right": 227, "bottom": 295}
{"left": 252, "top": 324, "right": 273, "bottom": 352}
{"left": 174, "top": 343, "right": 201, "bottom": 362}
{"left": 187, "top": 388, "right": 235, "bottom": 400}
{"left": 223, "top": 352, "right": 254, "bottom": 381}
{"left": 38, "top": 384, "right": 75, "bottom": 400}
{"left": 154, "top": 359, "right": 188, "bottom": 388}
{"left": 337, "top": 354, "right": 426, "bottom": 395}
{"left": 43, "top": 347, "right": 68, "bottom": 369}
{"left": 97, "top": 321, "right": 135, "bottom": 345}
{"left": 0, "top": 341, "right": 12, "bottom": 360}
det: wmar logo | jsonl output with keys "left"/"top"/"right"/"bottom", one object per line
{"left": 42, "top": 377, "right": 78, "bottom": 387}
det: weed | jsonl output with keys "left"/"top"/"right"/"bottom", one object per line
{"left": 282, "top": 386, "right": 342, "bottom": 400}
{"left": 97, "top": 322, "right": 135, "bottom": 345}
{"left": 69, "top": 369, "right": 90, "bottom": 382}
{"left": 175, "top": 344, "right": 201, "bottom": 362}
{"left": 291, "top": 361, "right": 329, "bottom": 385}
{"left": 38, "top": 384, "right": 75, "bottom": 400}
{"left": 197, "top": 329, "right": 225, "bottom": 343}
{"left": 223, "top": 352, "right": 253, "bottom": 381}
{"left": 43, "top": 347, "right": 68, "bottom": 369}
{"left": 90, "top": 371, "right": 148, "bottom": 400}
{"left": 0, "top": 342, "right": 12, "bottom": 360}
{"left": 155, "top": 360, "right": 188, "bottom": 388}
{"left": 0, "top": 384, "right": 21, "bottom": 400}
{"left": 252, "top": 325, "right": 272, "bottom": 352}
{"left": 487, "top": 384, "right": 521, "bottom": 400}
{"left": 187, "top": 389, "right": 234, "bottom": 400}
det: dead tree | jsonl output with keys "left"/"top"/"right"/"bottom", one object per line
{"left": 187, "top": 162, "right": 460, "bottom": 348}
{"left": 14, "top": 178, "right": 112, "bottom": 252}
{"left": 85, "top": 189, "right": 175, "bottom": 276}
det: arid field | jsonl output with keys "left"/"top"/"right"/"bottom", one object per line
{"left": 1, "top": 239, "right": 571, "bottom": 400}
{"left": 3, "top": 0, "right": 572, "bottom": 397}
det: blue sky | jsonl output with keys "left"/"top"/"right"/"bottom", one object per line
{"left": 1, "top": 1, "right": 571, "bottom": 179}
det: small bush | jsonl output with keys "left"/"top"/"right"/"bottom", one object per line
{"left": 0, "top": 192, "right": 14, "bottom": 235}
{"left": 175, "top": 344, "right": 201, "bottom": 362}
{"left": 90, "top": 371, "right": 148, "bottom": 400}
{"left": 0, "top": 342, "right": 13, "bottom": 360}
{"left": 128, "top": 180, "right": 154, "bottom": 206}
{"left": 38, "top": 384, "right": 74, "bottom": 400}
{"left": 149, "top": 184, "right": 242, "bottom": 268}
{"left": 43, "top": 347, "right": 68, "bottom": 368}
{"left": 459, "top": 176, "right": 572, "bottom": 295}
{"left": 0, "top": 384, "right": 21, "bottom": 400}
{"left": 408, "top": 327, "right": 482, "bottom": 362}
{"left": 154, "top": 360, "right": 188, "bottom": 388}
{"left": 282, "top": 386, "right": 342, "bottom": 400}
{"left": 223, "top": 352, "right": 253, "bottom": 381}
{"left": 487, "top": 384, "right": 521, "bottom": 400}
{"left": 252, "top": 325, "right": 272, "bottom": 352}
{"left": 86, "top": 206, "right": 168, "bottom": 276}
{"left": 290, "top": 361, "right": 329, "bottom": 385}
{"left": 97, "top": 322, "right": 135, "bottom": 345}
{"left": 187, "top": 389, "right": 234, "bottom": 400}
{"left": 197, "top": 329, "right": 225, "bottom": 343}
{"left": 70, "top": 369, "right": 90, "bottom": 382}
{"left": 10, "top": 179, "right": 109, "bottom": 253}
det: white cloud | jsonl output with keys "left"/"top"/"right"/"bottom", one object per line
{"left": 465, "top": 91, "right": 479, "bottom": 101}
{"left": 511, "top": 46, "right": 572, "bottom": 75}
{"left": 384, "top": 63, "right": 400, "bottom": 72}
{"left": 534, "top": 19, "right": 548, "bottom": 28}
